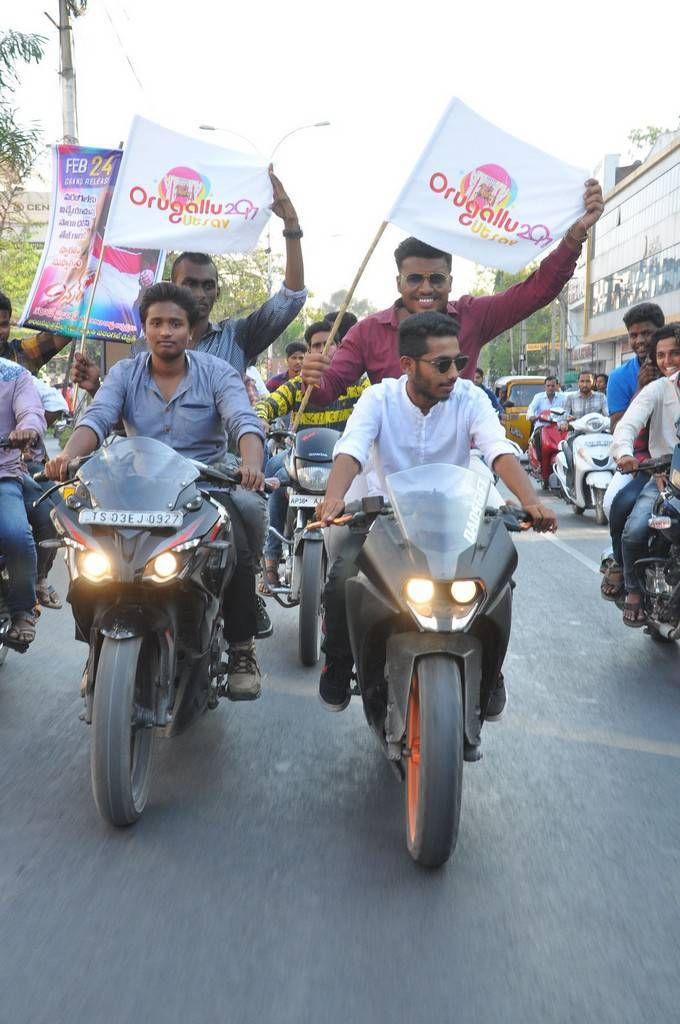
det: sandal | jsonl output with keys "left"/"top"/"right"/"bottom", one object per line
{"left": 258, "top": 562, "right": 280, "bottom": 595}
{"left": 36, "top": 580, "right": 63, "bottom": 610}
{"left": 622, "top": 593, "right": 647, "bottom": 628}
{"left": 600, "top": 564, "right": 624, "bottom": 601}
{"left": 6, "top": 611, "right": 38, "bottom": 650}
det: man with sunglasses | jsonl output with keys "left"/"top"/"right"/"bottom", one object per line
{"left": 314, "top": 311, "right": 557, "bottom": 715}
{"left": 300, "top": 180, "right": 603, "bottom": 402}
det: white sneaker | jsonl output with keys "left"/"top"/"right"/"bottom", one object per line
{"left": 227, "top": 640, "right": 262, "bottom": 701}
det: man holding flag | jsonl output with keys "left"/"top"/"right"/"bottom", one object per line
{"left": 301, "top": 180, "right": 603, "bottom": 403}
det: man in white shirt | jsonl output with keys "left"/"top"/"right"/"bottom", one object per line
{"left": 611, "top": 324, "right": 680, "bottom": 626}
{"left": 315, "top": 310, "right": 557, "bottom": 713}
{"left": 525, "top": 375, "right": 567, "bottom": 423}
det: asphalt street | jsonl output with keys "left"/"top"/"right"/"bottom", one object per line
{"left": 1, "top": 486, "right": 679, "bottom": 1024}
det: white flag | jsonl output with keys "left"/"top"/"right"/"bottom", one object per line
{"left": 388, "top": 99, "right": 587, "bottom": 272}
{"left": 105, "top": 116, "right": 272, "bottom": 253}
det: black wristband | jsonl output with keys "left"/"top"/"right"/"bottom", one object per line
{"left": 282, "top": 227, "right": 303, "bottom": 239}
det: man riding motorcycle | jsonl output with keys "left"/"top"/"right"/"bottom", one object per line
{"left": 0, "top": 360, "right": 53, "bottom": 649}
{"left": 45, "top": 282, "right": 267, "bottom": 699}
{"left": 611, "top": 324, "right": 680, "bottom": 627}
{"left": 255, "top": 320, "right": 369, "bottom": 591}
{"left": 314, "top": 311, "right": 557, "bottom": 715}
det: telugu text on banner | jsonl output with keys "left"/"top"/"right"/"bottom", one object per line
{"left": 104, "top": 116, "right": 272, "bottom": 253}
{"left": 20, "top": 145, "right": 165, "bottom": 343}
{"left": 387, "top": 99, "right": 587, "bottom": 272}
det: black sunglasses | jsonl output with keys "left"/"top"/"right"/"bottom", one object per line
{"left": 415, "top": 354, "right": 468, "bottom": 374}
{"left": 401, "top": 272, "right": 450, "bottom": 288}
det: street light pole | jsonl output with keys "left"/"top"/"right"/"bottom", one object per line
{"left": 266, "top": 121, "right": 330, "bottom": 295}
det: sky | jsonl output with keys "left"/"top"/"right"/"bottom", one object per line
{"left": 10, "top": 0, "right": 680, "bottom": 311}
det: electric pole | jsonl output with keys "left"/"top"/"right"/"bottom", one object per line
{"left": 519, "top": 318, "right": 527, "bottom": 374}
{"left": 47, "top": 2, "right": 86, "bottom": 142}
{"left": 59, "top": 0, "right": 78, "bottom": 142}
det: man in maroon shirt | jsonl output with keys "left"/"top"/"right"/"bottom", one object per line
{"left": 301, "top": 180, "right": 604, "bottom": 402}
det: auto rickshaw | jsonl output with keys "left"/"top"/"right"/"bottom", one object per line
{"left": 493, "top": 375, "right": 547, "bottom": 451}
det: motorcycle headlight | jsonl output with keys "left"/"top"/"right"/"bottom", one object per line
{"left": 144, "top": 550, "right": 181, "bottom": 583}
{"left": 79, "top": 550, "right": 112, "bottom": 583}
{"left": 295, "top": 463, "right": 331, "bottom": 494}
{"left": 405, "top": 578, "right": 435, "bottom": 604}
{"left": 450, "top": 580, "right": 478, "bottom": 604}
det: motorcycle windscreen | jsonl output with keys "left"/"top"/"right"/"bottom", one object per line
{"left": 385, "top": 463, "right": 490, "bottom": 579}
{"left": 80, "top": 436, "right": 199, "bottom": 511}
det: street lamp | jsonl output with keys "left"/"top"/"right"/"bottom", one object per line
{"left": 198, "top": 120, "right": 331, "bottom": 296}
{"left": 198, "top": 125, "right": 259, "bottom": 153}
{"left": 266, "top": 121, "right": 330, "bottom": 295}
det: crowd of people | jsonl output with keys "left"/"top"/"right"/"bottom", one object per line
{"left": 7, "top": 167, "right": 676, "bottom": 713}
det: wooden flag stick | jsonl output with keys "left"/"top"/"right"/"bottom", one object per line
{"left": 71, "top": 242, "right": 107, "bottom": 415}
{"left": 292, "top": 220, "right": 387, "bottom": 430}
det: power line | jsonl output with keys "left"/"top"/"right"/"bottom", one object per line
{"left": 101, "top": 0, "right": 144, "bottom": 92}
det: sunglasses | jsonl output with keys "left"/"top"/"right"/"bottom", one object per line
{"left": 415, "top": 354, "right": 468, "bottom": 374}
{"left": 401, "top": 272, "right": 450, "bottom": 288}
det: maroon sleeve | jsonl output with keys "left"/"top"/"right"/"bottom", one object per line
{"left": 311, "top": 321, "right": 368, "bottom": 408}
{"left": 460, "top": 239, "right": 579, "bottom": 346}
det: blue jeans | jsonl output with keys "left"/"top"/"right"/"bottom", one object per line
{"left": 609, "top": 473, "right": 648, "bottom": 566}
{"left": 0, "top": 475, "right": 55, "bottom": 616}
{"left": 621, "top": 477, "right": 659, "bottom": 592}
{"left": 264, "top": 451, "right": 289, "bottom": 561}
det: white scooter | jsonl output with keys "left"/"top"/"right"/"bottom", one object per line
{"left": 551, "top": 412, "right": 615, "bottom": 524}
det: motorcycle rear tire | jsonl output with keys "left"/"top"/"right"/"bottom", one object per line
{"left": 298, "top": 541, "right": 325, "bottom": 667}
{"left": 593, "top": 488, "right": 607, "bottom": 525}
{"left": 91, "top": 636, "right": 155, "bottom": 827}
{"left": 405, "top": 654, "right": 464, "bottom": 868}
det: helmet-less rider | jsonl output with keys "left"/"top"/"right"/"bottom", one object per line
{"left": 314, "top": 310, "right": 558, "bottom": 716}
{"left": 44, "top": 282, "right": 267, "bottom": 701}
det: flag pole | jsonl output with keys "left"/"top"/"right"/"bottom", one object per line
{"left": 292, "top": 220, "right": 387, "bottom": 429}
{"left": 71, "top": 241, "right": 106, "bottom": 415}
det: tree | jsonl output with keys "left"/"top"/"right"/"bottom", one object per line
{"left": 0, "top": 235, "right": 41, "bottom": 312}
{"left": 628, "top": 121, "right": 679, "bottom": 153}
{"left": 477, "top": 265, "right": 555, "bottom": 381}
{"left": 321, "top": 288, "right": 376, "bottom": 318}
{"left": 0, "top": 31, "right": 47, "bottom": 238}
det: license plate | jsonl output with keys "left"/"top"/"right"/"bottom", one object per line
{"left": 288, "top": 494, "right": 318, "bottom": 507}
{"left": 78, "top": 509, "right": 184, "bottom": 528}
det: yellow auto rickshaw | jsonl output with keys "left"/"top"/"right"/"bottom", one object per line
{"left": 493, "top": 375, "right": 547, "bottom": 451}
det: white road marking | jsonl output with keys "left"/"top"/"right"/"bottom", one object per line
{"left": 520, "top": 530, "right": 602, "bottom": 575}
{"left": 510, "top": 715, "right": 680, "bottom": 760}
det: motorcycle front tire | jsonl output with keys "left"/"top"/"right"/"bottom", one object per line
{"left": 91, "top": 636, "right": 155, "bottom": 827}
{"left": 405, "top": 654, "right": 464, "bottom": 868}
{"left": 298, "top": 541, "right": 325, "bottom": 667}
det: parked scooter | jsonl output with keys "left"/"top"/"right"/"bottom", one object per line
{"left": 552, "top": 412, "right": 614, "bottom": 523}
{"left": 326, "top": 463, "right": 529, "bottom": 868}
{"left": 527, "top": 408, "right": 568, "bottom": 489}
{"left": 34, "top": 434, "right": 271, "bottom": 826}
{"left": 266, "top": 426, "right": 336, "bottom": 666}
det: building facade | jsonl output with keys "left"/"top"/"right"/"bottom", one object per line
{"left": 567, "top": 134, "right": 680, "bottom": 373}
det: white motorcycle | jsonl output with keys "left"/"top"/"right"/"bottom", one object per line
{"left": 551, "top": 412, "right": 615, "bottom": 524}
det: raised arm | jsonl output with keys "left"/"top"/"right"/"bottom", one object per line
{"left": 465, "top": 180, "right": 604, "bottom": 346}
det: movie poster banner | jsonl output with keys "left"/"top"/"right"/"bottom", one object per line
{"left": 104, "top": 116, "right": 272, "bottom": 253}
{"left": 20, "top": 145, "right": 165, "bottom": 343}
{"left": 388, "top": 99, "right": 587, "bottom": 272}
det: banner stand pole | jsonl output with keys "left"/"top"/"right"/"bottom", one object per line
{"left": 292, "top": 220, "right": 387, "bottom": 430}
{"left": 71, "top": 243, "right": 106, "bottom": 417}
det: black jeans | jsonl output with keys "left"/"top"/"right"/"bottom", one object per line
{"left": 322, "top": 525, "right": 368, "bottom": 663}
{"left": 213, "top": 489, "right": 259, "bottom": 644}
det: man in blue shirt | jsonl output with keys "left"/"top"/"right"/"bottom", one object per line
{"left": 606, "top": 302, "right": 665, "bottom": 430}
{"left": 525, "top": 375, "right": 567, "bottom": 422}
{"left": 46, "top": 283, "right": 267, "bottom": 700}
{"left": 472, "top": 366, "right": 504, "bottom": 415}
